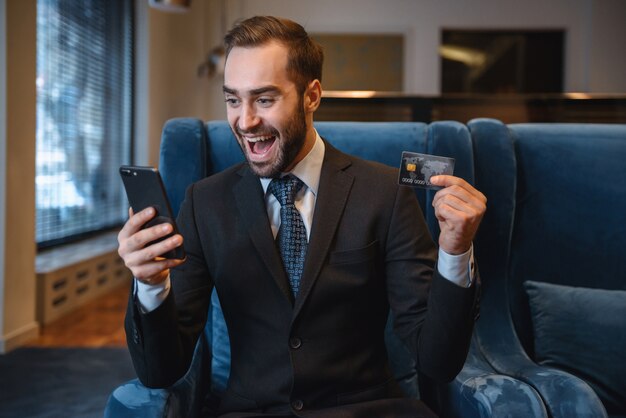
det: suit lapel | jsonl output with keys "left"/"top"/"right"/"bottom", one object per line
{"left": 294, "top": 143, "right": 354, "bottom": 317}
{"left": 233, "top": 167, "right": 295, "bottom": 304}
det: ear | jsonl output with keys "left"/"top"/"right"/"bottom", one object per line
{"left": 303, "top": 79, "right": 322, "bottom": 114}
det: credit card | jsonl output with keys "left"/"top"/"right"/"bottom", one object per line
{"left": 398, "top": 151, "right": 455, "bottom": 189}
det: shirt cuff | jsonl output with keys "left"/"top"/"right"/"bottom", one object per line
{"left": 134, "top": 275, "right": 171, "bottom": 313}
{"left": 437, "top": 244, "right": 475, "bottom": 288}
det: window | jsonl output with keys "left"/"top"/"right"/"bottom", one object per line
{"left": 440, "top": 30, "right": 564, "bottom": 94}
{"left": 36, "top": 0, "right": 134, "bottom": 247}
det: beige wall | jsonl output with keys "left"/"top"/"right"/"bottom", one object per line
{"left": 589, "top": 0, "right": 626, "bottom": 93}
{"left": 141, "top": 0, "right": 226, "bottom": 167}
{"left": 0, "top": 0, "right": 39, "bottom": 353}
{"left": 0, "top": 0, "right": 6, "bottom": 347}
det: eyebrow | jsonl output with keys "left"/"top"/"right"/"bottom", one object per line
{"left": 222, "top": 85, "right": 282, "bottom": 96}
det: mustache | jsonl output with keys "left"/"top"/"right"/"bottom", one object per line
{"left": 235, "top": 124, "right": 279, "bottom": 137}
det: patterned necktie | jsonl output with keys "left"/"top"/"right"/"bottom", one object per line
{"left": 268, "top": 175, "right": 307, "bottom": 296}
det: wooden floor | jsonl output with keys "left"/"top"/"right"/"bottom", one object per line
{"left": 27, "top": 284, "right": 129, "bottom": 348}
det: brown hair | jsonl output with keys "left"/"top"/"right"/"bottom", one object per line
{"left": 224, "top": 16, "right": 324, "bottom": 93}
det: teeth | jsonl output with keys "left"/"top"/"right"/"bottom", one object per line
{"left": 246, "top": 136, "right": 274, "bottom": 143}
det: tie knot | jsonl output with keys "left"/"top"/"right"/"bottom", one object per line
{"left": 268, "top": 175, "right": 304, "bottom": 206}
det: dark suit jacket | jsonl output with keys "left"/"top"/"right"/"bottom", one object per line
{"left": 126, "top": 141, "right": 479, "bottom": 417}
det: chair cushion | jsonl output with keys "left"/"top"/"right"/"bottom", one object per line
{"left": 524, "top": 280, "right": 626, "bottom": 414}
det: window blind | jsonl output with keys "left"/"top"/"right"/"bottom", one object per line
{"left": 36, "top": 0, "right": 134, "bottom": 246}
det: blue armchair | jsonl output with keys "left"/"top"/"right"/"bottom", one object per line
{"left": 468, "top": 119, "right": 626, "bottom": 418}
{"left": 105, "top": 119, "right": 547, "bottom": 418}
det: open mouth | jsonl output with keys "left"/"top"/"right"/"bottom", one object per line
{"left": 246, "top": 135, "right": 277, "bottom": 158}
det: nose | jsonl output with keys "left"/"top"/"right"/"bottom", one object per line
{"left": 238, "top": 103, "right": 260, "bottom": 132}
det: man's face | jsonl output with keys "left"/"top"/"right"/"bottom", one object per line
{"left": 223, "top": 42, "right": 309, "bottom": 178}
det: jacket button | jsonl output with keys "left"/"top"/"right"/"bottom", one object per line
{"left": 291, "top": 399, "right": 304, "bottom": 411}
{"left": 133, "top": 329, "right": 140, "bottom": 344}
{"left": 289, "top": 337, "right": 302, "bottom": 349}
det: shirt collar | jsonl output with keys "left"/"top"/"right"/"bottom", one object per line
{"left": 260, "top": 130, "right": 325, "bottom": 196}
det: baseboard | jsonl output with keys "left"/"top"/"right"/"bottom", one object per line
{"left": 0, "top": 321, "right": 40, "bottom": 354}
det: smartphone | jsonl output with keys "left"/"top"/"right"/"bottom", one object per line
{"left": 119, "top": 165, "right": 185, "bottom": 260}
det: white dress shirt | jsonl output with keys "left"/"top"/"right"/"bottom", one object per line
{"left": 136, "top": 130, "right": 473, "bottom": 312}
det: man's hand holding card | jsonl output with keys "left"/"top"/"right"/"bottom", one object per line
{"left": 430, "top": 175, "right": 486, "bottom": 255}
{"left": 399, "top": 152, "right": 486, "bottom": 255}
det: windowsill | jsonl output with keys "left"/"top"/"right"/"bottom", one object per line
{"left": 36, "top": 230, "right": 121, "bottom": 274}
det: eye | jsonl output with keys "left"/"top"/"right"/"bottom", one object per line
{"left": 257, "top": 97, "right": 275, "bottom": 106}
{"left": 224, "top": 96, "right": 240, "bottom": 107}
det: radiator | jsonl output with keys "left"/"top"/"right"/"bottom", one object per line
{"left": 36, "top": 233, "right": 132, "bottom": 325}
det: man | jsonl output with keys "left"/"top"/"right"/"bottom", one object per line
{"left": 119, "top": 16, "right": 486, "bottom": 418}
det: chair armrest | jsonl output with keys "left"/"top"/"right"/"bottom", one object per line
{"left": 475, "top": 316, "right": 608, "bottom": 418}
{"left": 104, "top": 379, "right": 172, "bottom": 418}
{"left": 502, "top": 363, "right": 608, "bottom": 418}
{"left": 386, "top": 314, "right": 547, "bottom": 418}
{"left": 436, "top": 339, "right": 548, "bottom": 418}
{"left": 105, "top": 332, "right": 212, "bottom": 418}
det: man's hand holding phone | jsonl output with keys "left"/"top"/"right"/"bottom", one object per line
{"left": 118, "top": 207, "right": 185, "bottom": 285}
{"left": 118, "top": 165, "right": 186, "bottom": 285}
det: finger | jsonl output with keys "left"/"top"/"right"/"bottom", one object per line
{"left": 125, "top": 233, "right": 183, "bottom": 266}
{"left": 431, "top": 175, "right": 487, "bottom": 203}
{"left": 431, "top": 175, "right": 487, "bottom": 204}
{"left": 124, "top": 236, "right": 185, "bottom": 279}
{"left": 433, "top": 192, "right": 472, "bottom": 216}
{"left": 433, "top": 185, "right": 486, "bottom": 214}
{"left": 131, "top": 222, "right": 175, "bottom": 250}
{"left": 435, "top": 190, "right": 485, "bottom": 219}
{"left": 119, "top": 207, "right": 155, "bottom": 240}
{"left": 430, "top": 175, "right": 468, "bottom": 188}
{"left": 131, "top": 258, "right": 185, "bottom": 283}
{"left": 118, "top": 219, "right": 173, "bottom": 260}
{"left": 433, "top": 184, "right": 472, "bottom": 206}
{"left": 434, "top": 198, "right": 477, "bottom": 224}
{"left": 120, "top": 207, "right": 135, "bottom": 244}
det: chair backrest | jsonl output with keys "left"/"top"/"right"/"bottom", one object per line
{"left": 160, "top": 119, "right": 475, "bottom": 234}
{"left": 158, "top": 118, "right": 476, "bottom": 398}
{"left": 470, "top": 118, "right": 626, "bottom": 354}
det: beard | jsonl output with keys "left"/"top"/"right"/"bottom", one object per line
{"left": 234, "top": 99, "right": 308, "bottom": 178}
